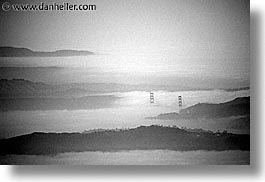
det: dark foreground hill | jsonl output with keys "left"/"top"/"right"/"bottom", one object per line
{"left": 0, "top": 125, "right": 249, "bottom": 155}
{"left": 147, "top": 97, "right": 250, "bottom": 120}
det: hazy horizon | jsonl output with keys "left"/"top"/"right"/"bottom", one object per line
{"left": 0, "top": 0, "right": 249, "bottom": 55}
{"left": 0, "top": 0, "right": 249, "bottom": 88}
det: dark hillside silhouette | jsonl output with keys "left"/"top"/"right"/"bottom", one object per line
{"left": 0, "top": 125, "right": 249, "bottom": 155}
{"left": 147, "top": 97, "right": 250, "bottom": 120}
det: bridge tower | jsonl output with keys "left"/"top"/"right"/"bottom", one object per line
{"left": 150, "top": 92, "right": 154, "bottom": 104}
{"left": 178, "top": 95, "right": 183, "bottom": 112}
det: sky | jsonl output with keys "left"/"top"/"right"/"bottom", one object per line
{"left": 0, "top": 0, "right": 249, "bottom": 57}
{"left": 0, "top": 0, "right": 250, "bottom": 88}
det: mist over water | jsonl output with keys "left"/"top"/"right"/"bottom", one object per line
{"left": 0, "top": 150, "right": 250, "bottom": 165}
{"left": 0, "top": 56, "right": 250, "bottom": 138}
{"left": 0, "top": 55, "right": 249, "bottom": 88}
{"left": 0, "top": 0, "right": 250, "bottom": 165}
{"left": 0, "top": 56, "right": 250, "bottom": 165}
{"left": 0, "top": 89, "right": 249, "bottom": 139}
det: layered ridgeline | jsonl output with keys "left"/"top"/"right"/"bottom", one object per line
{"left": 0, "top": 47, "right": 94, "bottom": 57}
{"left": 0, "top": 79, "right": 249, "bottom": 98}
{"left": 147, "top": 97, "right": 250, "bottom": 120}
{"left": 0, "top": 125, "right": 249, "bottom": 155}
{"left": 0, "top": 79, "right": 188, "bottom": 98}
{"left": 0, "top": 79, "right": 120, "bottom": 111}
{"left": 0, "top": 79, "right": 197, "bottom": 111}
{"left": 0, "top": 79, "right": 250, "bottom": 112}
{"left": 146, "top": 97, "right": 250, "bottom": 132}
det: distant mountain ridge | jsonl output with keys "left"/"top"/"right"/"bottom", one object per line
{"left": 0, "top": 79, "right": 250, "bottom": 98}
{"left": 147, "top": 97, "right": 250, "bottom": 120}
{"left": 0, "top": 95, "right": 117, "bottom": 111}
{"left": 0, "top": 47, "right": 94, "bottom": 57}
{"left": 0, "top": 79, "right": 55, "bottom": 98}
